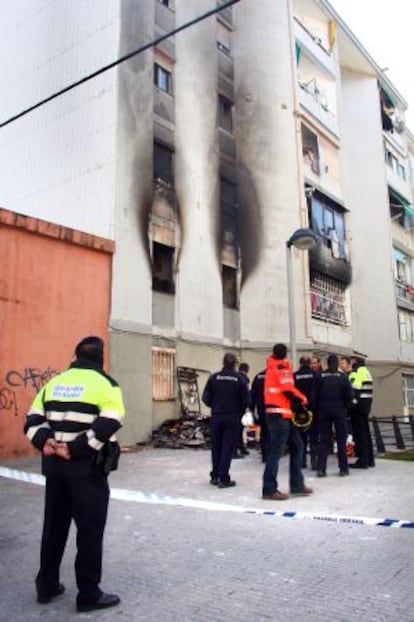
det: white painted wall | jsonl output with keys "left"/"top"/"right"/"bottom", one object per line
{"left": 0, "top": 0, "right": 121, "bottom": 239}
{"left": 174, "top": 0, "right": 223, "bottom": 340}
{"left": 234, "top": 0, "right": 309, "bottom": 346}
{"left": 340, "top": 70, "right": 399, "bottom": 359}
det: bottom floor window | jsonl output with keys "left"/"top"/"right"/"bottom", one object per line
{"left": 403, "top": 374, "right": 414, "bottom": 408}
{"left": 310, "top": 271, "right": 347, "bottom": 326}
{"left": 152, "top": 347, "right": 175, "bottom": 400}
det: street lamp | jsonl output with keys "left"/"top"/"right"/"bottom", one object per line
{"left": 286, "top": 227, "right": 318, "bottom": 369}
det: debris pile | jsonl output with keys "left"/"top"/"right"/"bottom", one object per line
{"left": 152, "top": 416, "right": 211, "bottom": 449}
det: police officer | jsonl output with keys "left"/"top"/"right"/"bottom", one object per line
{"left": 314, "top": 354, "right": 353, "bottom": 477}
{"left": 24, "top": 336, "right": 125, "bottom": 612}
{"left": 294, "top": 356, "right": 317, "bottom": 469}
{"left": 234, "top": 362, "right": 251, "bottom": 458}
{"left": 349, "top": 356, "right": 375, "bottom": 469}
{"left": 250, "top": 369, "right": 267, "bottom": 462}
{"left": 202, "top": 352, "right": 249, "bottom": 488}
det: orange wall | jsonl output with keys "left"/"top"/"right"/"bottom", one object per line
{"left": 0, "top": 210, "right": 114, "bottom": 458}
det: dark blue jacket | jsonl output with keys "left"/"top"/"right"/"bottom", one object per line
{"left": 202, "top": 367, "right": 249, "bottom": 416}
{"left": 250, "top": 370, "right": 266, "bottom": 417}
{"left": 294, "top": 365, "right": 316, "bottom": 410}
{"left": 313, "top": 370, "right": 353, "bottom": 413}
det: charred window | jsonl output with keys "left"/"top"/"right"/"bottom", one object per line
{"left": 154, "top": 142, "right": 174, "bottom": 185}
{"left": 222, "top": 265, "right": 238, "bottom": 309}
{"left": 309, "top": 194, "right": 346, "bottom": 260}
{"left": 220, "top": 178, "right": 239, "bottom": 309}
{"left": 218, "top": 96, "right": 233, "bottom": 132}
{"left": 152, "top": 242, "right": 175, "bottom": 294}
{"left": 220, "top": 178, "right": 239, "bottom": 266}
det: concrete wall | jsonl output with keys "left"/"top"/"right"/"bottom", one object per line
{"left": 234, "top": 0, "right": 311, "bottom": 348}
{"left": 340, "top": 70, "right": 399, "bottom": 361}
{"left": 0, "top": 0, "right": 121, "bottom": 239}
{"left": 0, "top": 210, "right": 113, "bottom": 458}
{"left": 174, "top": 0, "right": 223, "bottom": 341}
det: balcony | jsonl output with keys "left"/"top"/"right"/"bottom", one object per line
{"left": 386, "top": 164, "right": 411, "bottom": 203}
{"left": 395, "top": 280, "right": 414, "bottom": 311}
{"left": 294, "top": 18, "right": 335, "bottom": 77}
{"left": 298, "top": 84, "right": 339, "bottom": 137}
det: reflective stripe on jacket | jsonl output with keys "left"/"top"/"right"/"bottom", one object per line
{"left": 264, "top": 356, "right": 307, "bottom": 419}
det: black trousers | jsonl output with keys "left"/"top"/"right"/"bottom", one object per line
{"left": 210, "top": 413, "right": 238, "bottom": 481}
{"left": 350, "top": 408, "right": 375, "bottom": 467}
{"left": 318, "top": 409, "right": 348, "bottom": 472}
{"left": 36, "top": 473, "right": 109, "bottom": 603}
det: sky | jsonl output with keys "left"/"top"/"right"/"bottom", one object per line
{"left": 328, "top": 0, "right": 414, "bottom": 129}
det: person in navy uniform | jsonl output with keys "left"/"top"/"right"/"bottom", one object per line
{"left": 250, "top": 369, "right": 267, "bottom": 462}
{"left": 202, "top": 353, "right": 249, "bottom": 488}
{"left": 313, "top": 354, "right": 353, "bottom": 477}
{"left": 294, "top": 356, "right": 317, "bottom": 469}
{"left": 234, "top": 362, "right": 251, "bottom": 458}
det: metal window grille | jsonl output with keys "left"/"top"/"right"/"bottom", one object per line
{"left": 310, "top": 271, "right": 347, "bottom": 326}
{"left": 152, "top": 348, "right": 175, "bottom": 400}
{"left": 403, "top": 375, "right": 414, "bottom": 408}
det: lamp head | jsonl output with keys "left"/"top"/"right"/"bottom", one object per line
{"left": 287, "top": 228, "right": 318, "bottom": 250}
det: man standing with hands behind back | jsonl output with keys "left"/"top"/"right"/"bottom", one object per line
{"left": 24, "top": 336, "right": 125, "bottom": 613}
{"left": 202, "top": 352, "right": 249, "bottom": 488}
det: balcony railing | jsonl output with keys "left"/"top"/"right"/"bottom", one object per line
{"left": 395, "top": 279, "right": 414, "bottom": 305}
{"left": 310, "top": 273, "right": 347, "bottom": 326}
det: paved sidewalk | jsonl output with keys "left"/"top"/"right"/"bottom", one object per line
{"left": 1, "top": 447, "right": 413, "bottom": 621}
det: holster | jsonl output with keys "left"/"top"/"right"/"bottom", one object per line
{"left": 94, "top": 441, "right": 121, "bottom": 475}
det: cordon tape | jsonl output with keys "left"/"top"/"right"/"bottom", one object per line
{"left": 1, "top": 466, "right": 413, "bottom": 529}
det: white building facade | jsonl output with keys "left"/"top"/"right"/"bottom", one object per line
{"left": 1, "top": 0, "right": 413, "bottom": 446}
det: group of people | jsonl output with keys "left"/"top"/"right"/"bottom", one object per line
{"left": 23, "top": 335, "right": 375, "bottom": 613}
{"left": 202, "top": 343, "right": 375, "bottom": 501}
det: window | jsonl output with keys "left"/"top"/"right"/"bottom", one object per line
{"left": 154, "top": 142, "right": 174, "bottom": 185}
{"left": 152, "top": 348, "right": 175, "bottom": 400}
{"left": 310, "top": 271, "right": 347, "bottom": 326}
{"left": 154, "top": 63, "right": 172, "bottom": 93}
{"left": 301, "top": 124, "right": 320, "bottom": 174}
{"left": 220, "top": 178, "right": 238, "bottom": 266}
{"left": 310, "top": 195, "right": 347, "bottom": 259}
{"left": 393, "top": 248, "right": 414, "bottom": 304}
{"left": 218, "top": 96, "right": 233, "bottom": 132}
{"left": 159, "top": 0, "right": 170, "bottom": 6}
{"left": 403, "top": 375, "right": 414, "bottom": 408}
{"left": 222, "top": 265, "right": 238, "bottom": 309}
{"left": 398, "top": 309, "right": 414, "bottom": 342}
{"left": 152, "top": 242, "right": 175, "bottom": 293}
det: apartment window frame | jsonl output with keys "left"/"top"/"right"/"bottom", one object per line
{"left": 153, "top": 141, "right": 174, "bottom": 185}
{"left": 403, "top": 374, "right": 414, "bottom": 408}
{"left": 310, "top": 271, "right": 347, "bottom": 326}
{"left": 222, "top": 264, "right": 238, "bottom": 309}
{"left": 398, "top": 309, "right": 414, "bottom": 343}
{"left": 310, "top": 195, "right": 347, "bottom": 260}
{"left": 218, "top": 95, "right": 233, "bottom": 133}
{"left": 152, "top": 241, "right": 175, "bottom": 294}
{"left": 152, "top": 347, "right": 176, "bottom": 401}
{"left": 154, "top": 62, "right": 172, "bottom": 93}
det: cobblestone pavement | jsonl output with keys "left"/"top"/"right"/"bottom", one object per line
{"left": 1, "top": 447, "right": 414, "bottom": 622}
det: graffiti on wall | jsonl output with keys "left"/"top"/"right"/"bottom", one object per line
{"left": 0, "top": 367, "right": 58, "bottom": 418}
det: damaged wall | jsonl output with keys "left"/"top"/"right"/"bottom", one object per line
{"left": 234, "top": 0, "right": 309, "bottom": 346}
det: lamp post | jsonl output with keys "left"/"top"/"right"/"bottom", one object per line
{"left": 286, "top": 228, "right": 318, "bottom": 369}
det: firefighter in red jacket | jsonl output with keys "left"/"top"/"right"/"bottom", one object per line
{"left": 262, "top": 343, "right": 314, "bottom": 500}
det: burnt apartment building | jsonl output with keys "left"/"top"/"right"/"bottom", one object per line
{"left": 1, "top": 0, "right": 413, "bottom": 454}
